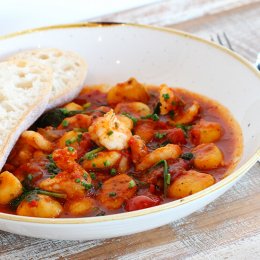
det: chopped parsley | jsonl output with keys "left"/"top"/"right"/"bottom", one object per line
{"left": 82, "top": 147, "right": 105, "bottom": 161}
{"left": 60, "top": 108, "right": 69, "bottom": 116}
{"left": 155, "top": 132, "right": 167, "bottom": 139}
{"left": 65, "top": 137, "right": 77, "bottom": 146}
{"left": 61, "top": 120, "right": 69, "bottom": 127}
{"left": 128, "top": 180, "right": 136, "bottom": 188}
{"left": 175, "top": 124, "right": 192, "bottom": 137}
{"left": 162, "top": 93, "right": 170, "bottom": 100}
{"left": 89, "top": 172, "right": 96, "bottom": 180}
{"left": 67, "top": 146, "right": 75, "bottom": 152}
{"left": 121, "top": 112, "right": 138, "bottom": 125}
{"left": 108, "top": 192, "right": 117, "bottom": 197}
{"left": 83, "top": 173, "right": 88, "bottom": 180}
{"left": 169, "top": 110, "right": 175, "bottom": 119}
{"left": 77, "top": 133, "right": 83, "bottom": 143}
{"left": 83, "top": 102, "right": 91, "bottom": 109}
{"left": 46, "top": 154, "right": 60, "bottom": 175}
{"left": 75, "top": 178, "right": 81, "bottom": 183}
{"left": 107, "top": 130, "right": 113, "bottom": 136}
{"left": 110, "top": 168, "right": 117, "bottom": 176}
{"left": 181, "top": 152, "right": 194, "bottom": 160}
{"left": 141, "top": 113, "right": 159, "bottom": 121}
{"left": 103, "top": 160, "right": 111, "bottom": 167}
{"left": 81, "top": 182, "right": 92, "bottom": 190}
{"left": 27, "top": 174, "right": 33, "bottom": 181}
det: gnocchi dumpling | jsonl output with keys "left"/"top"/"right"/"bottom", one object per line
{"left": 168, "top": 170, "right": 215, "bottom": 199}
{"left": 17, "top": 194, "right": 63, "bottom": 218}
{"left": 0, "top": 171, "right": 23, "bottom": 205}
{"left": 192, "top": 143, "right": 224, "bottom": 170}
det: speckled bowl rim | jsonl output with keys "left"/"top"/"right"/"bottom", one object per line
{"left": 0, "top": 22, "right": 259, "bottom": 224}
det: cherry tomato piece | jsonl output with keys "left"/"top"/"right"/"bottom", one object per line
{"left": 125, "top": 195, "right": 160, "bottom": 211}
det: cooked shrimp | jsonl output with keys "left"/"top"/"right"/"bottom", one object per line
{"left": 39, "top": 147, "right": 91, "bottom": 198}
{"left": 107, "top": 78, "right": 149, "bottom": 105}
{"left": 17, "top": 194, "right": 63, "bottom": 218}
{"left": 0, "top": 171, "right": 23, "bottom": 204}
{"left": 171, "top": 101, "right": 200, "bottom": 125}
{"left": 159, "top": 84, "right": 181, "bottom": 115}
{"left": 129, "top": 135, "right": 148, "bottom": 164}
{"left": 136, "top": 144, "right": 182, "bottom": 171}
{"left": 21, "top": 131, "right": 54, "bottom": 152}
{"left": 88, "top": 110, "right": 132, "bottom": 150}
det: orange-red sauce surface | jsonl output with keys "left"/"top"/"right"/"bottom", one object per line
{"left": 0, "top": 79, "right": 242, "bottom": 218}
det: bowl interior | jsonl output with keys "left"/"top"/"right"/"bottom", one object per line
{"left": 0, "top": 23, "right": 259, "bottom": 167}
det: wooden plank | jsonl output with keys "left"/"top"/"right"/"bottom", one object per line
{"left": 98, "top": 0, "right": 260, "bottom": 63}
{"left": 96, "top": 0, "right": 260, "bottom": 26}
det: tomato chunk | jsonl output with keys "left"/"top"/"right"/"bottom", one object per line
{"left": 125, "top": 195, "right": 160, "bottom": 211}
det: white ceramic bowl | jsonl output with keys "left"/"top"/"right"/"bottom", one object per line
{"left": 0, "top": 23, "right": 259, "bottom": 240}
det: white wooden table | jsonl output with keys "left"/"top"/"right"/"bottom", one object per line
{"left": 0, "top": 0, "right": 259, "bottom": 259}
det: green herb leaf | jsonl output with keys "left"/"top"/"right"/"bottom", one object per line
{"left": 103, "top": 160, "right": 111, "bottom": 167}
{"left": 75, "top": 178, "right": 81, "bottom": 183}
{"left": 128, "top": 180, "right": 136, "bottom": 188}
{"left": 108, "top": 192, "right": 117, "bottom": 197}
{"left": 82, "top": 147, "right": 105, "bottom": 161}
{"left": 121, "top": 112, "right": 138, "bottom": 125}
{"left": 62, "top": 120, "right": 69, "bottom": 127}
{"left": 141, "top": 113, "right": 160, "bottom": 121}
{"left": 175, "top": 124, "right": 192, "bottom": 137}
{"left": 162, "top": 93, "right": 170, "bottom": 100}
{"left": 169, "top": 110, "right": 175, "bottom": 119}
{"left": 110, "top": 168, "right": 117, "bottom": 176}
{"left": 68, "top": 146, "right": 75, "bottom": 152}
{"left": 181, "top": 152, "right": 194, "bottom": 160}
{"left": 46, "top": 154, "right": 60, "bottom": 175}
{"left": 155, "top": 132, "right": 167, "bottom": 139}
{"left": 65, "top": 136, "right": 77, "bottom": 146}
{"left": 81, "top": 182, "right": 92, "bottom": 190}
{"left": 107, "top": 130, "right": 113, "bottom": 136}
{"left": 89, "top": 172, "right": 96, "bottom": 180}
{"left": 156, "top": 160, "right": 169, "bottom": 197}
{"left": 83, "top": 102, "right": 91, "bottom": 109}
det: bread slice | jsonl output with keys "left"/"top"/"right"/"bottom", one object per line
{"left": 9, "top": 48, "right": 88, "bottom": 109}
{"left": 0, "top": 59, "right": 52, "bottom": 170}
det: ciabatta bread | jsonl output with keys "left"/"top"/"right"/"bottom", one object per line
{"left": 0, "top": 59, "right": 52, "bottom": 170}
{"left": 9, "top": 48, "right": 88, "bottom": 109}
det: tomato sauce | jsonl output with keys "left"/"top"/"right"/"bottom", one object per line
{"left": 0, "top": 80, "right": 242, "bottom": 218}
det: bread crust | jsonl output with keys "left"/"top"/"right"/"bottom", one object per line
{"left": 0, "top": 59, "right": 52, "bottom": 170}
